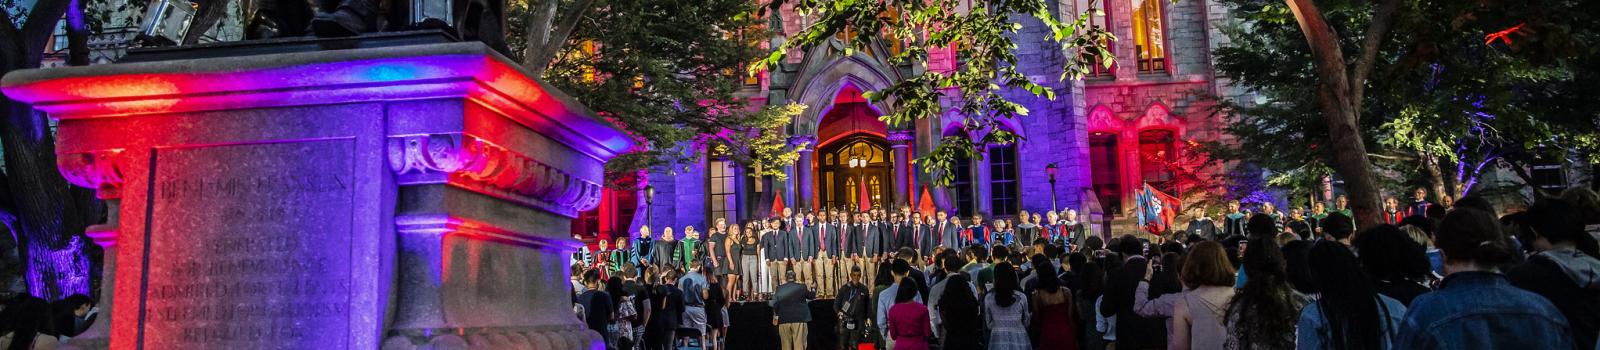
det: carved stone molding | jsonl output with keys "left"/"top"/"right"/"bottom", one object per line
{"left": 886, "top": 130, "right": 915, "bottom": 142}
{"left": 58, "top": 149, "right": 127, "bottom": 199}
{"left": 388, "top": 133, "right": 476, "bottom": 176}
{"left": 387, "top": 134, "right": 603, "bottom": 217}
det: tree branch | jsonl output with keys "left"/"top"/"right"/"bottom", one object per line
{"left": 182, "top": 0, "right": 235, "bottom": 45}
{"left": 1348, "top": 0, "right": 1401, "bottom": 114}
{"left": 527, "top": 0, "right": 596, "bottom": 76}
{"left": 20, "top": 0, "right": 71, "bottom": 67}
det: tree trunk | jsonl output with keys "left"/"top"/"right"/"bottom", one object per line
{"left": 1422, "top": 153, "right": 1450, "bottom": 203}
{"left": 2, "top": 4, "right": 103, "bottom": 300}
{"left": 1286, "top": 0, "right": 1387, "bottom": 228}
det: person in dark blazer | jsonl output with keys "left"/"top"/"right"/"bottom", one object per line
{"left": 936, "top": 212, "right": 962, "bottom": 251}
{"left": 771, "top": 269, "right": 814, "bottom": 350}
{"left": 917, "top": 213, "right": 937, "bottom": 258}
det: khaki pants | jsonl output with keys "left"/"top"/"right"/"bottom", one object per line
{"left": 769, "top": 261, "right": 788, "bottom": 290}
{"left": 779, "top": 323, "right": 808, "bottom": 350}
{"left": 815, "top": 256, "right": 834, "bottom": 297}
{"left": 863, "top": 257, "right": 877, "bottom": 291}
{"left": 797, "top": 259, "right": 814, "bottom": 291}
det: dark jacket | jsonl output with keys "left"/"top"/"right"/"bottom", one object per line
{"left": 762, "top": 230, "right": 786, "bottom": 261}
{"left": 848, "top": 223, "right": 867, "bottom": 257}
{"left": 1395, "top": 271, "right": 1575, "bottom": 350}
{"left": 1098, "top": 257, "right": 1167, "bottom": 350}
{"left": 1508, "top": 249, "right": 1600, "bottom": 350}
{"left": 577, "top": 290, "right": 613, "bottom": 335}
{"left": 835, "top": 282, "right": 870, "bottom": 330}
{"left": 801, "top": 223, "right": 819, "bottom": 259}
{"left": 865, "top": 222, "right": 885, "bottom": 256}
{"left": 649, "top": 284, "right": 684, "bottom": 332}
{"left": 772, "top": 282, "right": 814, "bottom": 324}
{"left": 1185, "top": 218, "right": 1218, "bottom": 241}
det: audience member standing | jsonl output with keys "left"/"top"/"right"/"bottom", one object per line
{"left": 1297, "top": 241, "right": 1406, "bottom": 350}
{"left": 1507, "top": 199, "right": 1600, "bottom": 350}
{"left": 1353, "top": 225, "right": 1434, "bottom": 305}
{"left": 1223, "top": 238, "right": 1305, "bottom": 350}
{"left": 575, "top": 270, "right": 614, "bottom": 348}
{"left": 1030, "top": 261, "right": 1078, "bottom": 350}
{"left": 984, "top": 263, "right": 1031, "bottom": 350}
{"left": 648, "top": 271, "right": 684, "bottom": 350}
{"left": 1166, "top": 241, "right": 1235, "bottom": 350}
{"left": 1099, "top": 236, "right": 1167, "bottom": 350}
{"left": 1394, "top": 208, "right": 1576, "bottom": 349}
{"left": 677, "top": 262, "right": 710, "bottom": 349}
{"left": 887, "top": 276, "right": 933, "bottom": 350}
{"left": 771, "top": 270, "right": 813, "bottom": 350}
{"left": 606, "top": 277, "right": 638, "bottom": 350}
{"left": 937, "top": 274, "right": 983, "bottom": 350}
{"left": 877, "top": 259, "right": 922, "bottom": 349}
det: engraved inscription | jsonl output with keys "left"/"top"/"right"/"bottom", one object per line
{"left": 142, "top": 140, "right": 354, "bottom": 350}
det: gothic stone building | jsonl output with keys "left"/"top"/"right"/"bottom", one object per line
{"left": 577, "top": 0, "right": 1242, "bottom": 240}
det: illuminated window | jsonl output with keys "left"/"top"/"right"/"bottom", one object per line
{"left": 1090, "top": 133, "right": 1122, "bottom": 215}
{"left": 1076, "top": 0, "right": 1113, "bottom": 76}
{"left": 990, "top": 143, "right": 1020, "bottom": 217}
{"left": 1129, "top": 0, "right": 1167, "bottom": 72}
{"left": 708, "top": 146, "right": 738, "bottom": 224}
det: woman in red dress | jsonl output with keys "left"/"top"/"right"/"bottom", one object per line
{"left": 1031, "top": 260, "right": 1079, "bottom": 350}
{"left": 886, "top": 276, "right": 932, "bottom": 350}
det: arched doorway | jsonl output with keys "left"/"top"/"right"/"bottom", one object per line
{"left": 818, "top": 136, "right": 891, "bottom": 210}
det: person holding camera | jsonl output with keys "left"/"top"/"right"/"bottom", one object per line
{"left": 836, "top": 266, "right": 870, "bottom": 349}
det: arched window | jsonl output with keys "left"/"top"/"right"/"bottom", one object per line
{"left": 990, "top": 143, "right": 1021, "bottom": 217}
{"left": 1139, "top": 129, "right": 1176, "bottom": 193}
{"left": 707, "top": 144, "right": 738, "bottom": 224}
{"left": 1129, "top": 0, "right": 1166, "bottom": 72}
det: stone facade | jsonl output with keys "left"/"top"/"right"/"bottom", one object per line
{"left": 635, "top": 0, "right": 1236, "bottom": 235}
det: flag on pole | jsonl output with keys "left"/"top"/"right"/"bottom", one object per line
{"left": 918, "top": 185, "right": 936, "bottom": 217}
{"left": 1136, "top": 183, "right": 1179, "bottom": 234}
{"left": 771, "top": 193, "right": 786, "bottom": 218}
{"left": 858, "top": 179, "right": 872, "bottom": 211}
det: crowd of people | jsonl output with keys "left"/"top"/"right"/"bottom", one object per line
{"left": 571, "top": 186, "right": 1600, "bottom": 350}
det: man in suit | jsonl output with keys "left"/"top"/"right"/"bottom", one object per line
{"left": 815, "top": 210, "right": 838, "bottom": 298}
{"left": 935, "top": 211, "right": 961, "bottom": 252}
{"left": 916, "top": 212, "right": 937, "bottom": 258}
{"left": 763, "top": 219, "right": 788, "bottom": 291}
{"left": 798, "top": 211, "right": 819, "bottom": 292}
{"left": 771, "top": 269, "right": 813, "bottom": 350}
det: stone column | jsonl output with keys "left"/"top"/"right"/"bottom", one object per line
{"left": 976, "top": 146, "right": 994, "bottom": 217}
{"left": 56, "top": 150, "right": 127, "bottom": 350}
{"left": 790, "top": 135, "right": 816, "bottom": 211}
{"left": 889, "top": 130, "right": 914, "bottom": 208}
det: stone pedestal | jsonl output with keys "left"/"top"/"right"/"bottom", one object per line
{"left": 2, "top": 33, "right": 630, "bottom": 350}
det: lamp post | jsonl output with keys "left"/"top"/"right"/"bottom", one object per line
{"left": 644, "top": 185, "right": 655, "bottom": 226}
{"left": 1045, "top": 163, "right": 1059, "bottom": 212}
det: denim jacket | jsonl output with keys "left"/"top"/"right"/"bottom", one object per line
{"left": 1393, "top": 271, "right": 1576, "bottom": 350}
{"left": 1296, "top": 294, "right": 1406, "bottom": 350}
